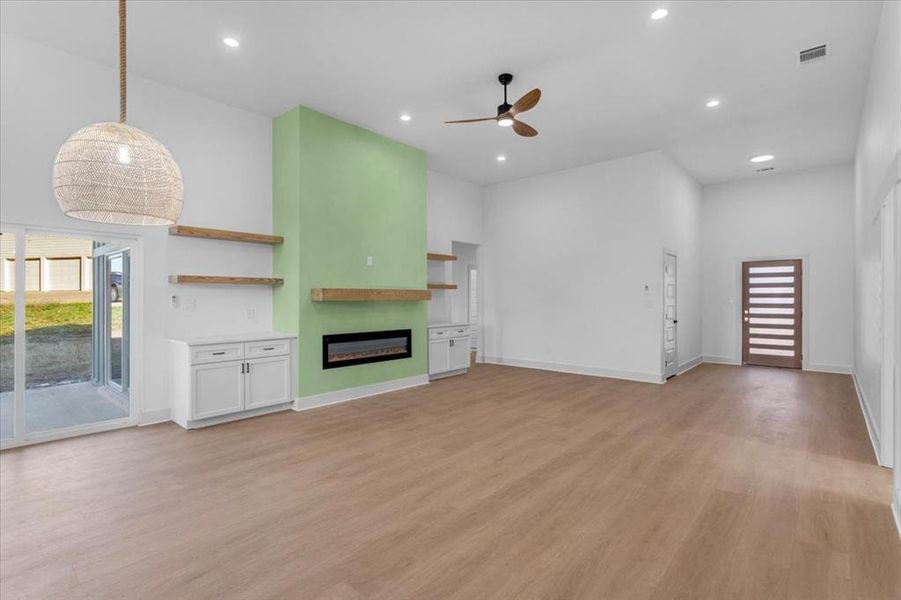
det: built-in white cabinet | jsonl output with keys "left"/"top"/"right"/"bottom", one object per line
{"left": 428, "top": 324, "right": 470, "bottom": 379}
{"left": 169, "top": 333, "right": 296, "bottom": 429}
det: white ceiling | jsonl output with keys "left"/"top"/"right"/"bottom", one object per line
{"left": 0, "top": 1, "right": 883, "bottom": 185}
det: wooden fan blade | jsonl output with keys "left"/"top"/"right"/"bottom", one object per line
{"left": 510, "top": 88, "right": 541, "bottom": 116}
{"left": 512, "top": 119, "right": 538, "bottom": 137}
{"left": 444, "top": 117, "right": 496, "bottom": 124}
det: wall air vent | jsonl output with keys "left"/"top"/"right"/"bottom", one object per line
{"left": 756, "top": 166, "right": 775, "bottom": 174}
{"left": 798, "top": 44, "right": 828, "bottom": 65}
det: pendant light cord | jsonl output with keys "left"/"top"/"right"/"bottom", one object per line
{"left": 119, "top": 0, "right": 126, "bottom": 123}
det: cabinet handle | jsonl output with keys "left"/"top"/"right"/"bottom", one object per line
{"left": 246, "top": 362, "right": 250, "bottom": 373}
{"left": 212, "top": 351, "right": 226, "bottom": 356}
{"left": 263, "top": 347, "right": 275, "bottom": 351}
{"left": 450, "top": 339, "right": 454, "bottom": 347}
{"left": 241, "top": 363, "right": 245, "bottom": 374}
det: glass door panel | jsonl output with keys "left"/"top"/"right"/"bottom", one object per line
{"left": 24, "top": 234, "right": 127, "bottom": 434}
{"left": 0, "top": 231, "right": 16, "bottom": 441}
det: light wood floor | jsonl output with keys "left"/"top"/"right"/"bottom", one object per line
{"left": 1, "top": 364, "right": 898, "bottom": 599}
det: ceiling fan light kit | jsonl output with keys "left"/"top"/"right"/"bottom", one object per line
{"left": 445, "top": 73, "right": 541, "bottom": 137}
{"left": 53, "top": 0, "right": 183, "bottom": 226}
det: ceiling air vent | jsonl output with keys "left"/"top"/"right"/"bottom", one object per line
{"left": 799, "top": 44, "right": 828, "bottom": 65}
{"left": 756, "top": 166, "right": 775, "bottom": 174}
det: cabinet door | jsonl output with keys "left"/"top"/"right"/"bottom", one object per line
{"left": 191, "top": 361, "right": 244, "bottom": 420}
{"left": 429, "top": 339, "right": 451, "bottom": 375}
{"left": 450, "top": 337, "right": 470, "bottom": 371}
{"left": 245, "top": 356, "right": 291, "bottom": 409}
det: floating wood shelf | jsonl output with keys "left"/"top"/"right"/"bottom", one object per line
{"left": 311, "top": 288, "right": 432, "bottom": 302}
{"left": 427, "top": 283, "right": 457, "bottom": 290}
{"left": 169, "top": 275, "right": 284, "bottom": 286}
{"left": 427, "top": 252, "right": 457, "bottom": 262}
{"left": 169, "top": 225, "right": 284, "bottom": 245}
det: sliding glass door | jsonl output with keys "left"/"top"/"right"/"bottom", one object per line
{"left": 0, "top": 227, "right": 133, "bottom": 447}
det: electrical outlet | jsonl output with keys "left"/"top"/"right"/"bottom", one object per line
{"left": 246, "top": 308, "right": 256, "bottom": 320}
{"left": 366, "top": 255, "right": 374, "bottom": 267}
{"left": 170, "top": 295, "right": 179, "bottom": 308}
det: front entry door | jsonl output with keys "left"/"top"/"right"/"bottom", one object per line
{"left": 663, "top": 252, "right": 678, "bottom": 378}
{"left": 742, "top": 259, "right": 802, "bottom": 369}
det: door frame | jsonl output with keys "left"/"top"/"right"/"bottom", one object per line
{"left": 732, "top": 254, "right": 810, "bottom": 369}
{"left": 880, "top": 188, "right": 897, "bottom": 471}
{"left": 0, "top": 221, "right": 143, "bottom": 450}
{"left": 661, "top": 248, "right": 678, "bottom": 378}
{"left": 467, "top": 263, "right": 481, "bottom": 363}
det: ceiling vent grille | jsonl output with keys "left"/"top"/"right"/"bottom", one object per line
{"left": 799, "top": 44, "right": 828, "bottom": 65}
{"left": 756, "top": 166, "right": 775, "bottom": 174}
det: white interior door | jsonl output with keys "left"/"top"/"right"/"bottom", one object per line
{"left": 663, "top": 251, "right": 678, "bottom": 378}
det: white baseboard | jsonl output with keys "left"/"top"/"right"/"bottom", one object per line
{"left": 803, "top": 363, "right": 854, "bottom": 374}
{"left": 702, "top": 355, "right": 741, "bottom": 366}
{"left": 482, "top": 356, "right": 663, "bottom": 384}
{"left": 138, "top": 408, "right": 171, "bottom": 426}
{"left": 677, "top": 356, "right": 703, "bottom": 375}
{"left": 294, "top": 374, "right": 430, "bottom": 412}
{"left": 852, "top": 371, "right": 884, "bottom": 467}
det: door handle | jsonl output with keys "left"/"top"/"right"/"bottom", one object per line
{"left": 673, "top": 320, "right": 678, "bottom": 324}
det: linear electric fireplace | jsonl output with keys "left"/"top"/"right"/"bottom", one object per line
{"left": 322, "top": 329, "right": 412, "bottom": 369}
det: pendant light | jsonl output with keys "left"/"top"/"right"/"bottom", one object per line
{"left": 53, "top": 0, "right": 183, "bottom": 225}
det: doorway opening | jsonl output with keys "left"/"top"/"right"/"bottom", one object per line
{"left": 0, "top": 231, "right": 131, "bottom": 446}
{"left": 663, "top": 250, "right": 678, "bottom": 379}
{"left": 741, "top": 258, "right": 802, "bottom": 369}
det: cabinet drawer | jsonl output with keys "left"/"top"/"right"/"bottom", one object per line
{"left": 244, "top": 339, "right": 291, "bottom": 359}
{"left": 429, "top": 326, "right": 468, "bottom": 340}
{"left": 191, "top": 343, "right": 243, "bottom": 365}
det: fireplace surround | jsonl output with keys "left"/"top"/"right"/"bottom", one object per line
{"left": 322, "top": 329, "right": 413, "bottom": 369}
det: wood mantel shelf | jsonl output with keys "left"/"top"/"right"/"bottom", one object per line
{"left": 169, "top": 225, "right": 284, "bottom": 245}
{"left": 427, "top": 252, "right": 457, "bottom": 261}
{"left": 169, "top": 275, "right": 284, "bottom": 286}
{"left": 427, "top": 283, "right": 457, "bottom": 290}
{"left": 311, "top": 288, "right": 432, "bottom": 302}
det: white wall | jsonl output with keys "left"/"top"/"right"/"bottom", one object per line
{"left": 853, "top": 0, "right": 901, "bottom": 507}
{"left": 660, "top": 155, "right": 703, "bottom": 369}
{"left": 0, "top": 35, "right": 273, "bottom": 421}
{"left": 482, "top": 151, "right": 679, "bottom": 383}
{"left": 701, "top": 164, "right": 855, "bottom": 372}
{"left": 426, "top": 170, "right": 483, "bottom": 325}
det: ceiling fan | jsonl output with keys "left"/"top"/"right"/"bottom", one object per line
{"left": 445, "top": 73, "right": 541, "bottom": 137}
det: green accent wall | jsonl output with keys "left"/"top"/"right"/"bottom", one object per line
{"left": 273, "top": 105, "right": 428, "bottom": 397}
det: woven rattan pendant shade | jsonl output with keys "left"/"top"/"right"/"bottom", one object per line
{"left": 54, "top": 122, "right": 183, "bottom": 225}
{"left": 52, "top": 0, "right": 183, "bottom": 225}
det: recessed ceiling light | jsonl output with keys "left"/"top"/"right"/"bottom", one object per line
{"left": 223, "top": 37, "right": 240, "bottom": 48}
{"left": 496, "top": 155, "right": 507, "bottom": 162}
{"left": 400, "top": 113, "right": 412, "bottom": 122}
{"left": 651, "top": 8, "right": 668, "bottom": 20}
{"left": 750, "top": 154, "right": 775, "bottom": 163}
{"left": 706, "top": 98, "right": 721, "bottom": 108}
